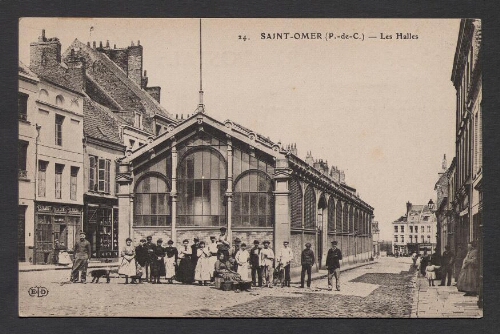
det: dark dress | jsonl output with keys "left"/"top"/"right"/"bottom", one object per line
{"left": 135, "top": 245, "right": 149, "bottom": 267}
{"left": 176, "top": 247, "right": 195, "bottom": 283}
{"left": 151, "top": 245, "right": 166, "bottom": 277}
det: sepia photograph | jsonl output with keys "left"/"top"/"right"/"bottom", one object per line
{"left": 17, "top": 18, "right": 482, "bottom": 318}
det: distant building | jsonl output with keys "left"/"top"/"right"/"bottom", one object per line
{"left": 392, "top": 202, "right": 437, "bottom": 255}
{"left": 434, "top": 155, "right": 456, "bottom": 255}
{"left": 372, "top": 221, "right": 380, "bottom": 255}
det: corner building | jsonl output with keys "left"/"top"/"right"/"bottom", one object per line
{"left": 117, "top": 112, "right": 374, "bottom": 274}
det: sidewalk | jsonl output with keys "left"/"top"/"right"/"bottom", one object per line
{"left": 19, "top": 261, "right": 120, "bottom": 272}
{"left": 411, "top": 273, "right": 482, "bottom": 318}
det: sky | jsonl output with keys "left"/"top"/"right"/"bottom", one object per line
{"left": 19, "top": 18, "right": 460, "bottom": 241}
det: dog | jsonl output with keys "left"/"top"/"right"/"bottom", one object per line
{"left": 90, "top": 269, "right": 111, "bottom": 283}
{"left": 273, "top": 263, "right": 285, "bottom": 288}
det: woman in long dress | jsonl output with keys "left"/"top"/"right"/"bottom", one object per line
{"left": 164, "top": 240, "right": 178, "bottom": 284}
{"left": 176, "top": 239, "right": 195, "bottom": 284}
{"left": 215, "top": 253, "right": 242, "bottom": 282}
{"left": 235, "top": 243, "right": 250, "bottom": 281}
{"left": 457, "top": 242, "right": 479, "bottom": 296}
{"left": 195, "top": 241, "right": 212, "bottom": 285}
{"left": 118, "top": 238, "right": 137, "bottom": 284}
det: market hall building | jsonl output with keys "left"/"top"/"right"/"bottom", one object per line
{"left": 117, "top": 111, "right": 374, "bottom": 273}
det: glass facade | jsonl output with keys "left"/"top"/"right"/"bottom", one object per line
{"left": 304, "top": 185, "right": 316, "bottom": 229}
{"left": 135, "top": 174, "right": 171, "bottom": 226}
{"left": 233, "top": 171, "right": 274, "bottom": 227}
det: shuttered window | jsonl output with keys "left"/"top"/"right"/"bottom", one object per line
{"left": 289, "top": 178, "right": 302, "bottom": 228}
{"left": 327, "top": 197, "right": 335, "bottom": 233}
{"left": 304, "top": 185, "right": 316, "bottom": 229}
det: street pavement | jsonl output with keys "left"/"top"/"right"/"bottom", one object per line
{"left": 18, "top": 256, "right": 481, "bottom": 318}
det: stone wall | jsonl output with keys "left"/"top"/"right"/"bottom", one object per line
{"left": 133, "top": 227, "right": 171, "bottom": 245}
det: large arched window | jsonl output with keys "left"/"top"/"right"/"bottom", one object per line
{"left": 336, "top": 201, "right": 342, "bottom": 232}
{"left": 177, "top": 148, "right": 227, "bottom": 226}
{"left": 354, "top": 209, "right": 359, "bottom": 233}
{"left": 233, "top": 170, "right": 274, "bottom": 227}
{"left": 134, "top": 173, "right": 170, "bottom": 226}
{"left": 290, "top": 177, "right": 302, "bottom": 228}
{"left": 304, "top": 185, "right": 316, "bottom": 229}
{"left": 343, "top": 204, "right": 349, "bottom": 232}
{"left": 327, "top": 197, "right": 335, "bottom": 233}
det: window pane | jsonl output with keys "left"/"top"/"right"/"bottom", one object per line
{"left": 194, "top": 180, "right": 202, "bottom": 197}
{"left": 250, "top": 193, "right": 258, "bottom": 212}
{"left": 136, "top": 194, "right": 143, "bottom": 215}
{"left": 250, "top": 155, "right": 258, "bottom": 169}
{"left": 142, "top": 194, "right": 150, "bottom": 214}
{"left": 241, "top": 174, "right": 249, "bottom": 192}
{"left": 150, "top": 216, "right": 158, "bottom": 226}
{"left": 242, "top": 193, "right": 250, "bottom": 215}
{"left": 149, "top": 176, "right": 158, "bottom": 193}
{"left": 211, "top": 152, "right": 220, "bottom": 179}
{"left": 157, "top": 178, "right": 166, "bottom": 193}
{"left": 210, "top": 180, "right": 219, "bottom": 215}
{"left": 186, "top": 155, "right": 194, "bottom": 179}
{"left": 233, "top": 149, "right": 241, "bottom": 178}
{"left": 194, "top": 151, "right": 202, "bottom": 178}
{"left": 241, "top": 151, "right": 249, "bottom": 172}
{"left": 202, "top": 150, "right": 211, "bottom": 179}
{"left": 158, "top": 216, "right": 166, "bottom": 226}
{"left": 150, "top": 194, "right": 157, "bottom": 214}
{"left": 158, "top": 193, "right": 166, "bottom": 214}
{"left": 259, "top": 193, "right": 267, "bottom": 215}
{"left": 249, "top": 174, "right": 258, "bottom": 192}
{"left": 143, "top": 215, "right": 151, "bottom": 226}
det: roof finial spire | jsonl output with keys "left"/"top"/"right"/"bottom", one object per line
{"left": 197, "top": 18, "right": 205, "bottom": 113}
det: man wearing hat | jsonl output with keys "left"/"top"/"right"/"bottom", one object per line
{"left": 191, "top": 237, "right": 201, "bottom": 268}
{"left": 70, "top": 231, "right": 91, "bottom": 283}
{"left": 300, "top": 243, "right": 315, "bottom": 288}
{"left": 277, "top": 241, "right": 294, "bottom": 287}
{"left": 250, "top": 240, "right": 263, "bottom": 287}
{"left": 217, "top": 227, "right": 230, "bottom": 260}
{"left": 326, "top": 241, "right": 343, "bottom": 291}
{"left": 135, "top": 238, "right": 149, "bottom": 283}
{"left": 260, "top": 240, "right": 275, "bottom": 288}
{"left": 230, "top": 237, "right": 242, "bottom": 271}
{"left": 144, "top": 236, "right": 155, "bottom": 283}
{"left": 151, "top": 239, "right": 166, "bottom": 284}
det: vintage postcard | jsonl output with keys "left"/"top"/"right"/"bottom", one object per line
{"left": 18, "top": 18, "right": 482, "bottom": 317}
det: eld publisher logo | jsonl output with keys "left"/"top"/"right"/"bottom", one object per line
{"left": 28, "top": 286, "right": 49, "bottom": 297}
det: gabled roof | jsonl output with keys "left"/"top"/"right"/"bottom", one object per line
{"left": 62, "top": 39, "right": 173, "bottom": 120}
{"left": 29, "top": 59, "right": 83, "bottom": 96}
{"left": 83, "top": 97, "right": 124, "bottom": 147}
{"left": 122, "top": 111, "right": 284, "bottom": 163}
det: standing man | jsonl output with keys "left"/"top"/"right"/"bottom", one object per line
{"left": 326, "top": 241, "right": 343, "bottom": 291}
{"left": 260, "top": 240, "right": 275, "bottom": 288}
{"left": 230, "top": 237, "right": 242, "bottom": 271}
{"left": 217, "top": 227, "right": 230, "bottom": 260}
{"left": 135, "top": 238, "right": 148, "bottom": 283}
{"left": 277, "top": 241, "right": 293, "bottom": 287}
{"left": 191, "top": 237, "right": 200, "bottom": 268}
{"left": 439, "top": 245, "right": 455, "bottom": 286}
{"left": 300, "top": 242, "right": 315, "bottom": 289}
{"left": 144, "top": 236, "right": 155, "bottom": 283}
{"left": 70, "top": 231, "right": 91, "bottom": 283}
{"left": 250, "top": 240, "right": 262, "bottom": 287}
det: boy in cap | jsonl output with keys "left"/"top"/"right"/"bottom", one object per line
{"left": 326, "top": 241, "right": 343, "bottom": 291}
{"left": 277, "top": 241, "right": 293, "bottom": 287}
{"left": 260, "top": 240, "right": 275, "bottom": 288}
{"left": 230, "top": 237, "right": 242, "bottom": 271}
{"left": 300, "top": 243, "right": 315, "bottom": 288}
{"left": 70, "top": 231, "right": 91, "bottom": 283}
{"left": 250, "top": 240, "right": 263, "bottom": 287}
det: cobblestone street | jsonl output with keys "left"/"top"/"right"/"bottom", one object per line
{"left": 19, "top": 257, "right": 424, "bottom": 317}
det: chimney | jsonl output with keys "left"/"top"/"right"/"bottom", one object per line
{"left": 406, "top": 201, "right": 412, "bottom": 217}
{"left": 93, "top": 41, "right": 96, "bottom": 49}
{"left": 106, "top": 40, "right": 110, "bottom": 48}
{"left": 66, "top": 54, "right": 87, "bottom": 92}
{"left": 30, "top": 30, "right": 62, "bottom": 71}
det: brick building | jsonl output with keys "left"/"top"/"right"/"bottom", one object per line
{"left": 117, "top": 111, "right": 374, "bottom": 275}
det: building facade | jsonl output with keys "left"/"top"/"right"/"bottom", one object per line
{"left": 28, "top": 31, "right": 86, "bottom": 264}
{"left": 450, "top": 18, "right": 482, "bottom": 305}
{"left": 392, "top": 202, "right": 437, "bottom": 255}
{"left": 117, "top": 112, "right": 374, "bottom": 274}
{"left": 434, "top": 157, "right": 456, "bottom": 256}
{"left": 18, "top": 62, "right": 39, "bottom": 262}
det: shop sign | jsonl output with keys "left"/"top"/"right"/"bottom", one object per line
{"left": 36, "top": 205, "right": 52, "bottom": 213}
{"left": 53, "top": 206, "right": 66, "bottom": 214}
{"left": 66, "top": 207, "right": 81, "bottom": 215}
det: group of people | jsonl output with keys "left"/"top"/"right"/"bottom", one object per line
{"left": 411, "top": 242, "right": 479, "bottom": 297}
{"left": 68, "top": 228, "right": 345, "bottom": 292}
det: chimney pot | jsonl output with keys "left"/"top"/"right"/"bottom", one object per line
{"left": 131, "top": 41, "right": 134, "bottom": 46}
{"left": 114, "top": 44, "right": 116, "bottom": 49}
{"left": 144, "top": 70, "right": 147, "bottom": 76}
{"left": 42, "top": 29, "right": 46, "bottom": 39}
{"left": 106, "top": 40, "right": 109, "bottom": 47}
{"left": 99, "top": 41, "right": 103, "bottom": 48}
{"left": 93, "top": 41, "right": 96, "bottom": 48}
{"left": 87, "top": 41, "right": 90, "bottom": 47}
{"left": 138, "top": 40, "right": 140, "bottom": 46}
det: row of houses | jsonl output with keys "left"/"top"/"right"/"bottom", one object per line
{"left": 19, "top": 30, "right": 375, "bottom": 273}
{"left": 433, "top": 18, "right": 482, "bottom": 306}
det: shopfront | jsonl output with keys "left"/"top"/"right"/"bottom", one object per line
{"left": 34, "top": 202, "right": 82, "bottom": 264}
{"left": 84, "top": 199, "right": 119, "bottom": 258}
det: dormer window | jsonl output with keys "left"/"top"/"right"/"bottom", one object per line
{"left": 134, "top": 112, "right": 143, "bottom": 129}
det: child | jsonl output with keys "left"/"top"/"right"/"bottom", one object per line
{"left": 415, "top": 254, "right": 422, "bottom": 276}
{"left": 425, "top": 264, "right": 437, "bottom": 286}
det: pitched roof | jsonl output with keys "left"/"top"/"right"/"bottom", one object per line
{"left": 29, "top": 59, "right": 83, "bottom": 95}
{"left": 83, "top": 97, "right": 124, "bottom": 146}
{"left": 19, "top": 61, "right": 39, "bottom": 81}
{"left": 62, "top": 39, "right": 173, "bottom": 120}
